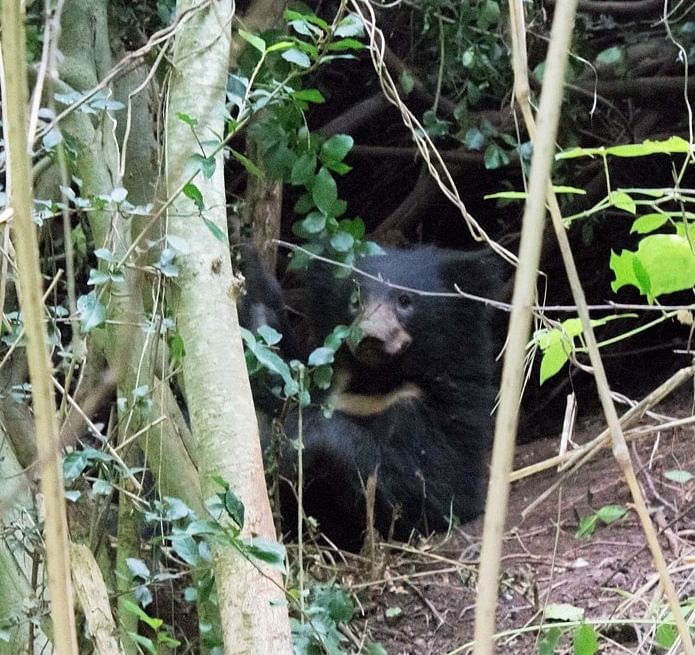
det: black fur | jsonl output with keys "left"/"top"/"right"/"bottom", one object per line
{"left": 241, "top": 246, "right": 506, "bottom": 549}
{"left": 235, "top": 244, "right": 298, "bottom": 358}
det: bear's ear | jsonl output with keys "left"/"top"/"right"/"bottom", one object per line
{"left": 439, "top": 250, "right": 511, "bottom": 299}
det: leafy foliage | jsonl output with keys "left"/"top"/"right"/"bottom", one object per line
{"left": 575, "top": 504, "right": 627, "bottom": 540}
{"left": 515, "top": 137, "right": 695, "bottom": 382}
{"left": 291, "top": 584, "right": 386, "bottom": 655}
{"left": 539, "top": 605, "right": 599, "bottom": 655}
{"left": 242, "top": 322, "right": 361, "bottom": 409}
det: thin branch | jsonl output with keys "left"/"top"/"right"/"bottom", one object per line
{"left": 511, "top": 364, "right": 695, "bottom": 483}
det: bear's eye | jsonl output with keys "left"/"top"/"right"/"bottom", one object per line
{"left": 397, "top": 293, "right": 412, "bottom": 309}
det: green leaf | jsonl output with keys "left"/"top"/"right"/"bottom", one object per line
{"left": 552, "top": 185, "right": 587, "bottom": 195}
{"left": 222, "top": 486, "right": 245, "bottom": 529}
{"left": 286, "top": 17, "right": 322, "bottom": 38}
{"left": 611, "top": 234, "right": 695, "bottom": 301}
{"left": 183, "top": 183, "right": 204, "bottom": 211}
{"left": 327, "top": 38, "right": 364, "bottom": 52}
{"left": 557, "top": 136, "right": 691, "bottom": 160}
{"left": 335, "top": 13, "right": 363, "bottom": 37}
{"left": 168, "top": 333, "right": 185, "bottom": 365}
{"left": 422, "top": 110, "right": 450, "bottom": 137}
{"left": 596, "top": 46, "right": 624, "bottom": 66}
{"left": 465, "top": 127, "right": 485, "bottom": 151}
{"left": 573, "top": 623, "right": 599, "bottom": 655}
{"left": 265, "top": 40, "right": 295, "bottom": 54}
{"left": 176, "top": 112, "right": 198, "bottom": 128}
{"left": 169, "top": 534, "right": 200, "bottom": 566}
{"left": 535, "top": 319, "right": 583, "bottom": 384}
{"left": 330, "top": 231, "right": 354, "bottom": 253}
{"left": 655, "top": 623, "right": 678, "bottom": 649}
{"left": 245, "top": 537, "right": 287, "bottom": 571}
{"left": 576, "top": 514, "right": 599, "bottom": 539}
{"left": 539, "top": 627, "right": 562, "bottom": 655}
{"left": 249, "top": 342, "right": 297, "bottom": 398}
{"left": 327, "top": 324, "right": 350, "bottom": 346}
{"left": 257, "top": 325, "right": 282, "bottom": 345}
{"left": 313, "top": 364, "right": 334, "bottom": 389}
{"left": 399, "top": 69, "right": 414, "bottom": 95}
{"left": 608, "top": 190, "right": 636, "bottom": 214}
{"left": 129, "top": 633, "right": 156, "bottom": 655}
{"left": 544, "top": 603, "right": 585, "bottom": 622}
{"left": 467, "top": 79, "right": 482, "bottom": 104}
{"left": 291, "top": 153, "right": 317, "bottom": 185}
{"left": 191, "top": 154, "right": 216, "bottom": 179}
{"left": 311, "top": 167, "right": 338, "bottom": 215}
{"left": 281, "top": 48, "right": 311, "bottom": 68}
{"left": 121, "top": 599, "right": 162, "bottom": 629}
{"left": 630, "top": 212, "right": 669, "bottom": 234}
{"left": 485, "top": 191, "right": 528, "bottom": 200}
{"left": 308, "top": 346, "right": 335, "bottom": 366}
{"left": 321, "top": 134, "right": 353, "bottom": 164}
{"left": 664, "top": 469, "right": 694, "bottom": 484}
{"left": 539, "top": 340, "right": 571, "bottom": 384}
{"left": 596, "top": 504, "right": 627, "bottom": 525}
{"left": 632, "top": 255, "right": 651, "bottom": 297}
{"left": 77, "top": 291, "right": 106, "bottom": 333}
{"left": 238, "top": 29, "right": 266, "bottom": 53}
{"left": 331, "top": 198, "right": 348, "bottom": 216}
{"left": 292, "top": 88, "right": 325, "bottom": 104}
{"left": 385, "top": 607, "right": 402, "bottom": 619}
{"left": 92, "top": 479, "right": 113, "bottom": 495}
{"left": 202, "top": 217, "right": 227, "bottom": 242}
{"left": 88, "top": 269, "right": 110, "bottom": 286}
{"left": 298, "top": 211, "right": 326, "bottom": 235}
{"left": 477, "top": 0, "right": 501, "bottom": 29}
{"left": 126, "top": 558, "right": 151, "bottom": 580}
{"left": 229, "top": 148, "right": 262, "bottom": 177}
{"left": 94, "top": 247, "right": 116, "bottom": 263}
{"left": 284, "top": 9, "right": 329, "bottom": 30}
{"left": 314, "top": 585, "right": 354, "bottom": 622}
{"left": 63, "top": 451, "right": 89, "bottom": 482}
{"left": 339, "top": 216, "right": 365, "bottom": 239}
{"left": 294, "top": 192, "right": 314, "bottom": 214}
{"left": 111, "top": 187, "right": 128, "bottom": 203}
{"left": 483, "top": 144, "right": 510, "bottom": 170}
{"left": 462, "top": 47, "right": 475, "bottom": 68}
{"left": 325, "top": 160, "right": 352, "bottom": 176}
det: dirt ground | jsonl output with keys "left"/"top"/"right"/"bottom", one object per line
{"left": 333, "top": 387, "right": 695, "bottom": 654}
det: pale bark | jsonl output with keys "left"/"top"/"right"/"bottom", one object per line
{"left": 165, "top": 2, "right": 292, "bottom": 653}
{"left": 52, "top": 3, "right": 210, "bottom": 650}
{"left": 70, "top": 544, "right": 125, "bottom": 655}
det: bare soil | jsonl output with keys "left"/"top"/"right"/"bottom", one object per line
{"left": 333, "top": 391, "right": 695, "bottom": 655}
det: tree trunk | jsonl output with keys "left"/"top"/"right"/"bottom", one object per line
{"left": 165, "top": 2, "right": 291, "bottom": 653}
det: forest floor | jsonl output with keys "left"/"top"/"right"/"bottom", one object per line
{"left": 333, "top": 387, "right": 695, "bottom": 655}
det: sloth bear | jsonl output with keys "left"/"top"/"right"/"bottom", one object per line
{"left": 240, "top": 246, "right": 506, "bottom": 549}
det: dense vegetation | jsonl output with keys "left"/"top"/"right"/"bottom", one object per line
{"left": 0, "top": 0, "right": 694, "bottom": 654}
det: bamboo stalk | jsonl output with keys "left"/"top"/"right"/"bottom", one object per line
{"left": 506, "top": 0, "right": 695, "bottom": 652}
{"left": 0, "top": 2, "right": 79, "bottom": 653}
{"left": 472, "top": 1, "right": 580, "bottom": 651}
